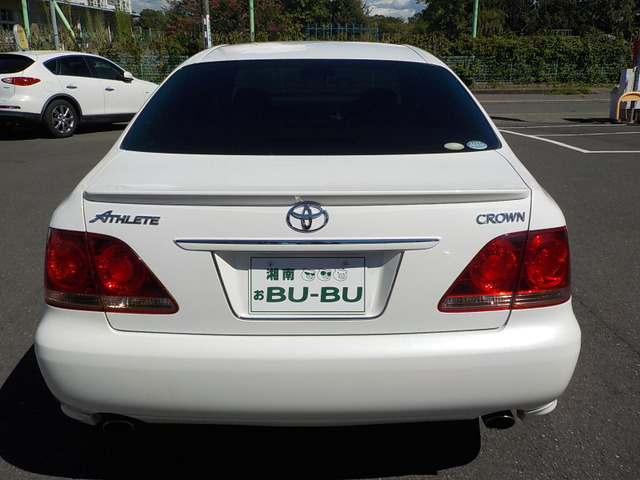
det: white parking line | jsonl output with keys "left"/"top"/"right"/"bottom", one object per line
{"left": 501, "top": 130, "right": 640, "bottom": 154}
{"left": 542, "top": 131, "right": 640, "bottom": 137}
{"left": 503, "top": 123, "right": 616, "bottom": 129}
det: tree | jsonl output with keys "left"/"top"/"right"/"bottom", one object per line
{"left": 414, "top": 0, "right": 473, "bottom": 37}
{"left": 138, "top": 9, "right": 167, "bottom": 31}
{"left": 164, "top": 0, "right": 290, "bottom": 55}
{"left": 478, "top": 7, "right": 507, "bottom": 37}
{"left": 578, "top": 0, "right": 637, "bottom": 39}
{"left": 414, "top": 0, "right": 543, "bottom": 37}
{"left": 163, "top": 0, "right": 201, "bottom": 54}
{"left": 281, "top": 0, "right": 370, "bottom": 25}
{"left": 280, "top": 0, "right": 331, "bottom": 25}
{"left": 275, "top": 0, "right": 372, "bottom": 39}
{"left": 536, "top": 0, "right": 579, "bottom": 33}
{"left": 328, "top": 0, "right": 371, "bottom": 24}
{"left": 489, "top": 0, "right": 537, "bottom": 36}
{"left": 373, "top": 15, "right": 411, "bottom": 43}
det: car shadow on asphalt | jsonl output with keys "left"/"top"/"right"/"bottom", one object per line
{"left": 563, "top": 117, "right": 614, "bottom": 123}
{"left": 0, "top": 123, "right": 127, "bottom": 141}
{"left": 490, "top": 115, "right": 527, "bottom": 123}
{"left": 0, "top": 347, "right": 481, "bottom": 479}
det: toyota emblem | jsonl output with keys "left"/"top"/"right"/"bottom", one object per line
{"left": 286, "top": 202, "right": 329, "bottom": 233}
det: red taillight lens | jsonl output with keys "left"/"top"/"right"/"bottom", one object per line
{"left": 523, "top": 232, "right": 569, "bottom": 289}
{"left": 45, "top": 228, "right": 178, "bottom": 314}
{"left": 45, "top": 229, "right": 101, "bottom": 310}
{"left": 469, "top": 238, "right": 520, "bottom": 293}
{"left": 2, "top": 76, "right": 41, "bottom": 86}
{"left": 514, "top": 228, "right": 570, "bottom": 309}
{"left": 94, "top": 243, "right": 147, "bottom": 296}
{"left": 439, "top": 227, "right": 571, "bottom": 312}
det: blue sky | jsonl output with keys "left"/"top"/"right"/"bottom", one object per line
{"left": 132, "top": 0, "right": 426, "bottom": 21}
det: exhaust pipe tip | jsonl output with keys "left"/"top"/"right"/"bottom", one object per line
{"left": 481, "top": 410, "right": 516, "bottom": 430}
{"left": 100, "top": 416, "right": 137, "bottom": 434}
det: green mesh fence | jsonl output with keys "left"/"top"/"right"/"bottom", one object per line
{"left": 441, "top": 56, "right": 621, "bottom": 85}
{"left": 104, "top": 54, "right": 621, "bottom": 86}
{"left": 106, "top": 55, "right": 188, "bottom": 84}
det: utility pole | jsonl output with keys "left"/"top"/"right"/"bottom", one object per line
{"left": 49, "top": 0, "right": 60, "bottom": 50}
{"left": 20, "top": 0, "right": 30, "bottom": 39}
{"left": 201, "top": 0, "right": 211, "bottom": 50}
{"left": 472, "top": 0, "right": 479, "bottom": 38}
{"left": 249, "top": 0, "right": 255, "bottom": 42}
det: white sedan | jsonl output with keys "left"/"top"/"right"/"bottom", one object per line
{"left": 0, "top": 51, "right": 156, "bottom": 137}
{"left": 35, "top": 42, "right": 581, "bottom": 431}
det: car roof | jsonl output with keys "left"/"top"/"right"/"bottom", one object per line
{"left": 189, "top": 42, "right": 446, "bottom": 67}
{"left": 2, "top": 50, "right": 94, "bottom": 61}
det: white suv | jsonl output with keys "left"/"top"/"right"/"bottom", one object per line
{"left": 0, "top": 51, "right": 157, "bottom": 137}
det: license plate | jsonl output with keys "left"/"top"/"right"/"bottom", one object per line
{"left": 250, "top": 257, "right": 365, "bottom": 314}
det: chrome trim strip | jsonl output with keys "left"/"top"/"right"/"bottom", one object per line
{"left": 175, "top": 238, "right": 440, "bottom": 252}
{"left": 83, "top": 191, "right": 529, "bottom": 206}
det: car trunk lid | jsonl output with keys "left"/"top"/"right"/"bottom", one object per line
{"left": 83, "top": 149, "right": 531, "bottom": 335}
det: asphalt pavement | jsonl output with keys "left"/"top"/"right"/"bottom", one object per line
{"left": 475, "top": 87, "right": 614, "bottom": 124}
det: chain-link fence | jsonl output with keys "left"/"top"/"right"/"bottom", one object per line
{"left": 105, "top": 55, "right": 188, "bottom": 84}
{"left": 107, "top": 54, "right": 622, "bottom": 86}
{"left": 442, "top": 55, "right": 621, "bottom": 86}
{"left": 104, "top": 54, "right": 623, "bottom": 86}
{"left": 306, "top": 24, "right": 379, "bottom": 42}
{"left": 0, "top": 38, "right": 625, "bottom": 87}
{"left": 0, "top": 29, "right": 15, "bottom": 51}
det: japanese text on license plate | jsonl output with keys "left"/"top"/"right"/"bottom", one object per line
{"left": 249, "top": 257, "right": 365, "bottom": 314}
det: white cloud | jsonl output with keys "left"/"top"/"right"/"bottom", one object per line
{"left": 365, "top": 0, "right": 425, "bottom": 19}
{"left": 131, "top": 0, "right": 166, "bottom": 14}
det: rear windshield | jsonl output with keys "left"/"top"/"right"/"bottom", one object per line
{"left": 122, "top": 59, "right": 500, "bottom": 155}
{"left": 0, "top": 54, "right": 35, "bottom": 74}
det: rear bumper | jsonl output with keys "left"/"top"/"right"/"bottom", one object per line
{"left": 0, "top": 110, "right": 40, "bottom": 125}
{"left": 35, "top": 302, "right": 581, "bottom": 426}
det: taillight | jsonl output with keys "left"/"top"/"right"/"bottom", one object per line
{"left": 439, "top": 227, "right": 570, "bottom": 312}
{"left": 45, "top": 228, "right": 178, "bottom": 314}
{"left": 45, "top": 229, "right": 101, "bottom": 310}
{"left": 2, "top": 77, "right": 41, "bottom": 86}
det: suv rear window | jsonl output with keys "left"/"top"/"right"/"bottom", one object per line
{"left": 0, "top": 54, "right": 35, "bottom": 74}
{"left": 122, "top": 59, "right": 500, "bottom": 155}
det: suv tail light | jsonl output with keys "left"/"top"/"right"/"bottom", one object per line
{"left": 2, "top": 77, "right": 41, "bottom": 86}
{"left": 439, "top": 227, "right": 570, "bottom": 312}
{"left": 45, "top": 228, "right": 178, "bottom": 314}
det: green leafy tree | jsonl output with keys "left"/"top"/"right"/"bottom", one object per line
{"left": 280, "top": 0, "right": 331, "bottom": 25}
{"left": 495, "top": 0, "right": 538, "bottom": 35}
{"left": 527, "top": 0, "right": 638, "bottom": 38}
{"left": 578, "top": 0, "right": 637, "bottom": 39}
{"left": 281, "top": 0, "right": 369, "bottom": 25}
{"left": 374, "top": 14, "right": 411, "bottom": 43}
{"left": 414, "top": 0, "right": 473, "bottom": 37}
{"left": 478, "top": 7, "right": 507, "bottom": 37}
{"left": 138, "top": 9, "right": 167, "bottom": 30}
{"left": 99, "top": 10, "right": 142, "bottom": 58}
{"left": 414, "top": 0, "right": 541, "bottom": 37}
{"left": 114, "top": 9, "right": 133, "bottom": 40}
{"left": 536, "top": 0, "right": 579, "bottom": 33}
{"left": 328, "top": 0, "right": 370, "bottom": 24}
{"left": 164, "top": 0, "right": 290, "bottom": 55}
